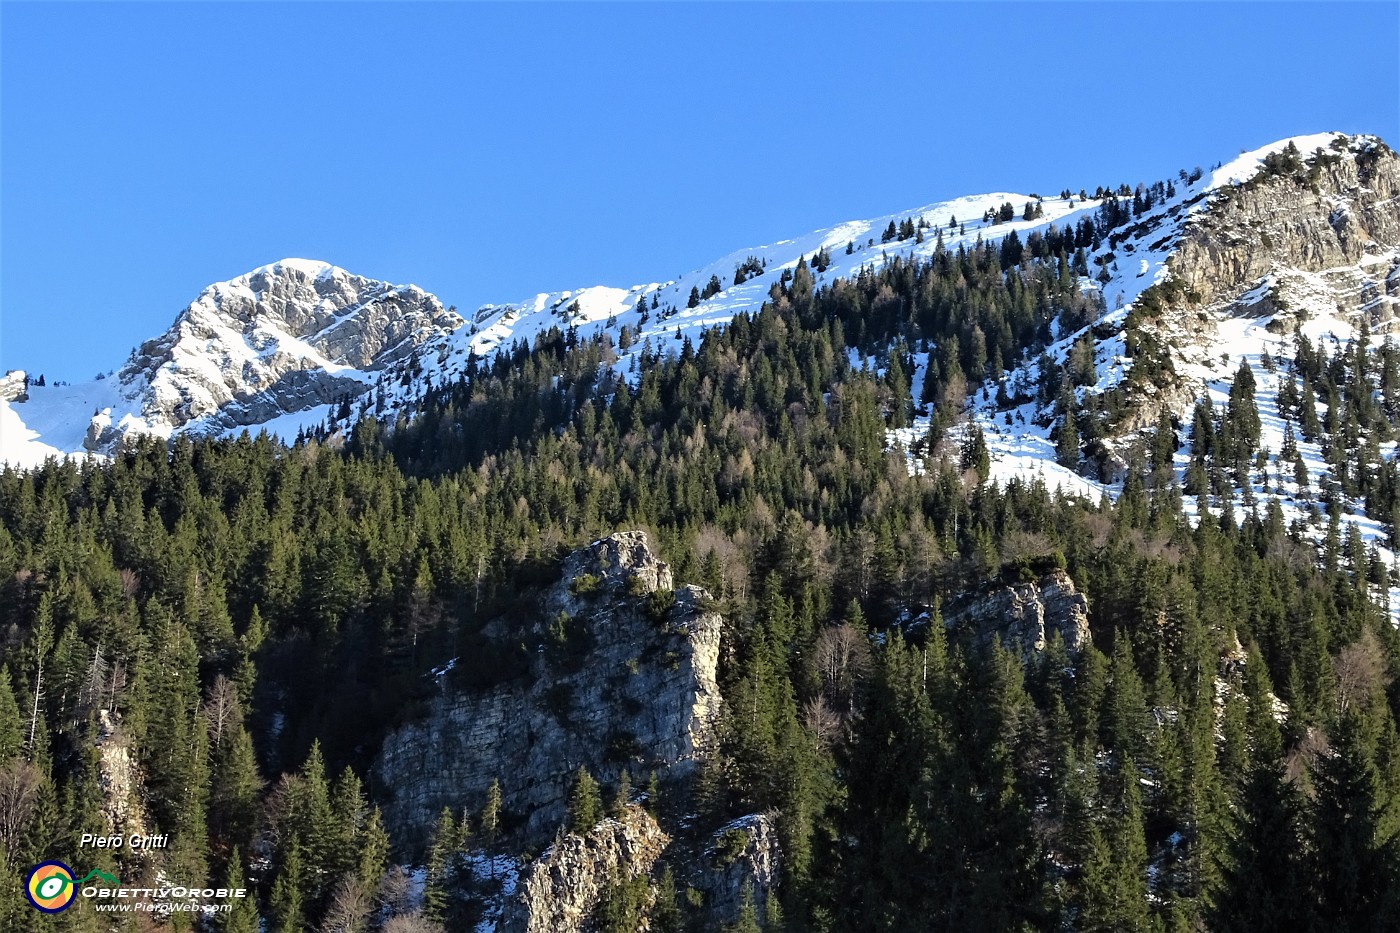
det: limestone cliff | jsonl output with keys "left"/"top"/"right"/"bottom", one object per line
{"left": 1170, "top": 139, "right": 1400, "bottom": 313}
{"left": 374, "top": 532, "right": 723, "bottom": 846}
{"left": 941, "top": 570, "right": 1090, "bottom": 655}
{"left": 95, "top": 709, "right": 147, "bottom": 842}
{"left": 87, "top": 259, "right": 462, "bottom": 451}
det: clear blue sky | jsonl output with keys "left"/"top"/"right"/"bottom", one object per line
{"left": 3, "top": 2, "right": 1397, "bottom": 379}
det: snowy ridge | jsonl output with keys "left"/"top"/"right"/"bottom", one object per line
{"left": 2, "top": 260, "right": 460, "bottom": 466}
{"left": 886, "top": 132, "right": 1400, "bottom": 622}
{"left": 0, "top": 130, "right": 1375, "bottom": 475}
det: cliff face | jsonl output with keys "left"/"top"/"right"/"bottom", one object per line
{"left": 691, "top": 813, "right": 783, "bottom": 927}
{"left": 941, "top": 570, "right": 1090, "bottom": 655}
{"left": 374, "top": 532, "right": 723, "bottom": 845}
{"left": 1170, "top": 140, "right": 1400, "bottom": 313}
{"left": 85, "top": 259, "right": 462, "bottom": 450}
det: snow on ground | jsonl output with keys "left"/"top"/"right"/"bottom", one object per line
{"left": 893, "top": 235, "right": 1400, "bottom": 625}
{"left": 461, "top": 851, "right": 520, "bottom": 933}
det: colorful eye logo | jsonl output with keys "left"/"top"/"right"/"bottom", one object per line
{"left": 26, "top": 861, "right": 77, "bottom": 913}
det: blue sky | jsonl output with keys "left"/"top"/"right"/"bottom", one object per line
{"left": 3, "top": 2, "right": 1397, "bottom": 379}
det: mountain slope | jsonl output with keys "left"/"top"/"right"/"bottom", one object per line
{"left": 4, "top": 132, "right": 1396, "bottom": 491}
{"left": 1, "top": 259, "right": 462, "bottom": 465}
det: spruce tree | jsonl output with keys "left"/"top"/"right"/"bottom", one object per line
{"left": 481, "top": 777, "right": 503, "bottom": 878}
{"left": 1307, "top": 710, "right": 1400, "bottom": 929}
{"left": 422, "top": 806, "right": 458, "bottom": 923}
{"left": 0, "top": 666, "right": 22, "bottom": 761}
{"left": 270, "top": 842, "right": 305, "bottom": 933}
{"left": 216, "top": 848, "right": 260, "bottom": 933}
{"left": 568, "top": 766, "right": 603, "bottom": 832}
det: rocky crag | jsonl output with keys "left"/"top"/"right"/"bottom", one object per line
{"left": 497, "top": 807, "right": 782, "bottom": 933}
{"left": 941, "top": 569, "right": 1091, "bottom": 656}
{"left": 499, "top": 805, "right": 670, "bottom": 933}
{"left": 374, "top": 532, "right": 723, "bottom": 845}
{"left": 91, "top": 259, "right": 462, "bottom": 451}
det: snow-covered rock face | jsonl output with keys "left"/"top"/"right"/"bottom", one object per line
{"left": 0, "top": 371, "right": 28, "bottom": 404}
{"left": 91, "top": 259, "right": 463, "bottom": 450}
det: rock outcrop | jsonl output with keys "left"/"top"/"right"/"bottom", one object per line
{"left": 499, "top": 805, "right": 669, "bottom": 933}
{"left": 0, "top": 371, "right": 27, "bottom": 403}
{"left": 941, "top": 570, "right": 1090, "bottom": 655}
{"left": 691, "top": 813, "right": 783, "bottom": 926}
{"left": 1171, "top": 138, "right": 1400, "bottom": 313}
{"left": 95, "top": 710, "right": 146, "bottom": 841}
{"left": 375, "top": 531, "right": 723, "bottom": 845}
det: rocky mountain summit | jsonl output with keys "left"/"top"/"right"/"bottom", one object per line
{"left": 105, "top": 258, "right": 462, "bottom": 446}
{"left": 3, "top": 259, "right": 463, "bottom": 458}
{"left": 375, "top": 531, "right": 723, "bottom": 844}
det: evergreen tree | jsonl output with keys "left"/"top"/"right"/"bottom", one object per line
{"left": 1307, "top": 710, "right": 1400, "bottom": 929}
{"left": 216, "top": 848, "right": 260, "bottom": 933}
{"left": 0, "top": 667, "right": 22, "bottom": 761}
{"left": 270, "top": 842, "right": 305, "bottom": 933}
{"left": 568, "top": 767, "right": 603, "bottom": 832}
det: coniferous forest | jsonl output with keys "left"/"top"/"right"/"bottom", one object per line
{"left": 2, "top": 240, "right": 1399, "bottom": 932}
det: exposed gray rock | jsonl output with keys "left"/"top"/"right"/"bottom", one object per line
{"left": 499, "top": 804, "right": 669, "bottom": 933}
{"left": 1103, "top": 137, "right": 1400, "bottom": 449}
{"left": 941, "top": 570, "right": 1090, "bottom": 655}
{"left": 691, "top": 813, "right": 782, "bottom": 927}
{"left": 92, "top": 259, "right": 462, "bottom": 451}
{"left": 95, "top": 710, "right": 146, "bottom": 841}
{"left": 0, "top": 370, "right": 27, "bottom": 403}
{"left": 375, "top": 531, "right": 723, "bottom": 846}
{"left": 1172, "top": 140, "right": 1400, "bottom": 311}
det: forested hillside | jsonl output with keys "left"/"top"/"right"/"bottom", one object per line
{"left": 2, "top": 222, "right": 1399, "bottom": 931}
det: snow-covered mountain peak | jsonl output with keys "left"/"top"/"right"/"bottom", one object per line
{"left": 4, "top": 132, "right": 1394, "bottom": 476}
{"left": 1, "top": 259, "right": 463, "bottom": 465}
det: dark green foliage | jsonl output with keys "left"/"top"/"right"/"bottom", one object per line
{"left": 569, "top": 766, "right": 603, "bottom": 833}
{"left": 1, "top": 209, "right": 1398, "bottom": 933}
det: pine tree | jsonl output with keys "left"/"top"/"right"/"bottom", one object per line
{"left": 609, "top": 768, "right": 631, "bottom": 819}
{"left": 216, "top": 848, "right": 260, "bottom": 933}
{"left": 568, "top": 766, "right": 603, "bottom": 832}
{"left": 1211, "top": 761, "right": 1312, "bottom": 932}
{"left": 1057, "top": 392, "right": 1080, "bottom": 469}
{"left": 728, "top": 880, "right": 762, "bottom": 933}
{"left": 481, "top": 777, "right": 503, "bottom": 879}
{"left": 210, "top": 723, "right": 261, "bottom": 857}
{"left": 422, "top": 806, "right": 459, "bottom": 922}
{"left": 0, "top": 666, "right": 22, "bottom": 761}
{"left": 651, "top": 864, "right": 683, "bottom": 933}
{"left": 270, "top": 842, "right": 305, "bottom": 933}
{"left": 1307, "top": 710, "right": 1400, "bottom": 929}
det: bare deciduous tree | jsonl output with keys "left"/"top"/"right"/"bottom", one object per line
{"left": 381, "top": 915, "right": 445, "bottom": 933}
{"left": 1284, "top": 727, "right": 1331, "bottom": 793}
{"left": 376, "top": 866, "right": 415, "bottom": 919}
{"left": 201, "top": 674, "right": 243, "bottom": 751}
{"left": 0, "top": 758, "right": 44, "bottom": 858}
{"left": 803, "top": 695, "right": 842, "bottom": 749}
{"left": 320, "top": 874, "right": 372, "bottom": 933}
{"left": 813, "top": 623, "right": 871, "bottom": 709}
{"left": 1334, "top": 630, "right": 1390, "bottom": 713}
